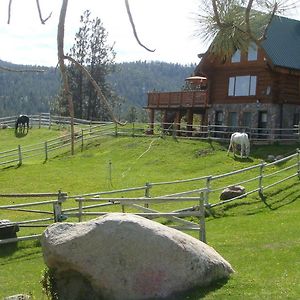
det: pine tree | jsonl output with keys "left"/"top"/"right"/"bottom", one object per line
{"left": 67, "top": 10, "right": 119, "bottom": 120}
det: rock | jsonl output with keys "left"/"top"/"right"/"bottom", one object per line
{"left": 0, "top": 123, "right": 8, "bottom": 129}
{"left": 220, "top": 185, "right": 246, "bottom": 201}
{"left": 267, "top": 155, "right": 276, "bottom": 162}
{"left": 275, "top": 155, "right": 284, "bottom": 161}
{"left": 41, "top": 213, "right": 234, "bottom": 300}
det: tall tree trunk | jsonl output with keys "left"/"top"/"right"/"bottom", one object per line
{"left": 57, "top": 0, "right": 75, "bottom": 155}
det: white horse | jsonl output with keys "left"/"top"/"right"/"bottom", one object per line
{"left": 227, "top": 132, "right": 250, "bottom": 158}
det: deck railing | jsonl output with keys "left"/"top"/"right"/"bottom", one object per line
{"left": 147, "top": 90, "right": 208, "bottom": 108}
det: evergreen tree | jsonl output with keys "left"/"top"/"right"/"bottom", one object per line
{"left": 66, "top": 10, "right": 119, "bottom": 121}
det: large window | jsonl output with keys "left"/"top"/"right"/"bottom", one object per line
{"left": 248, "top": 43, "right": 258, "bottom": 61}
{"left": 228, "top": 75, "right": 257, "bottom": 96}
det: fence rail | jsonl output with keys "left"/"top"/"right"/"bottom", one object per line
{"left": 1, "top": 149, "right": 299, "bottom": 245}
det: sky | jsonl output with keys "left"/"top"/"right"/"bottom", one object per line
{"left": 0, "top": 0, "right": 206, "bottom": 67}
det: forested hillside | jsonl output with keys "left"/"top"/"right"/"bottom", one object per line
{"left": 0, "top": 60, "right": 196, "bottom": 119}
{"left": 107, "top": 61, "right": 196, "bottom": 108}
{"left": 0, "top": 60, "right": 60, "bottom": 117}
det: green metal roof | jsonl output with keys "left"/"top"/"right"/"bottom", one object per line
{"left": 262, "top": 15, "right": 300, "bottom": 71}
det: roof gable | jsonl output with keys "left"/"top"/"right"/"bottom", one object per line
{"left": 262, "top": 16, "right": 300, "bottom": 71}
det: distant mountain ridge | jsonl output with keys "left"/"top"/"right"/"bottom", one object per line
{"left": 0, "top": 60, "right": 196, "bottom": 118}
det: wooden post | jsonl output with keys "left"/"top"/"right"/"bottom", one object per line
{"left": 89, "top": 120, "right": 92, "bottom": 133}
{"left": 258, "top": 161, "right": 265, "bottom": 198}
{"left": 81, "top": 129, "right": 84, "bottom": 151}
{"left": 204, "top": 176, "right": 212, "bottom": 206}
{"left": 17, "top": 145, "right": 22, "bottom": 166}
{"left": 39, "top": 113, "right": 41, "bottom": 129}
{"left": 199, "top": 191, "right": 206, "bottom": 243}
{"left": 132, "top": 122, "right": 135, "bottom": 137}
{"left": 44, "top": 141, "right": 48, "bottom": 161}
{"left": 207, "top": 125, "right": 211, "bottom": 139}
{"left": 172, "top": 122, "right": 176, "bottom": 139}
{"left": 186, "top": 109, "right": 193, "bottom": 137}
{"left": 149, "top": 109, "right": 155, "bottom": 134}
{"left": 55, "top": 190, "right": 67, "bottom": 222}
{"left": 144, "top": 182, "right": 151, "bottom": 208}
{"left": 48, "top": 113, "right": 51, "bottom": 130}
{"left": 297, "top": 149, "right": 300, "bottom": 179}
{"left": 78, "top": 199, "right": 83, "bottom": 222}
{"left": 115, "top": 123, "right": 118, "bottom": 136}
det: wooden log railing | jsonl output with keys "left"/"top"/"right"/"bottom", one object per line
{"left": 147, "top": 91, "right": 208, "bottom": 108}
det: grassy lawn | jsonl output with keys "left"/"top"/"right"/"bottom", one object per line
{"left": 0, "top": 127, "right": 299, "bottom": 299}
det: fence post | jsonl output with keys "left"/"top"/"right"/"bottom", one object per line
{"left": 207, "top": 125, "right": 211, "bottom": 139}
{"left": 132, "top": 122, "right": 135, "bottom": 137}
{"left": 144, "top": 182, "right": 152, "bottom": 208}
{"left": 258, "top": 161, "right": 265, "bottom": 198}
{"left": 53, "top": 190, "right": 66, "bottom": 222}
{"left": 297, "top": 148, "right": 300, "bottom": 179}
{"left": 44, "top": 141, "right": 48, "bottom": 161}
{"left": 204, "top": 176, "right": 212, "bottom": 206}
{"left": 199, "top": 191, "right": 206, "bottom": 243}
{"left": 39, "top": 113, "right": 41, "bottom": 129}
{"left": 78, "top": 199, "right": 83, "bottom": 222}
{"left": 172, "top": 122, "right": 177, "bottom": 139}
{"left": 81, "top": 129, "right": 84, "bottom": 151}
{"left": 115, "top": 123, "right": 118, "bottom": 136}
{"left": 17, "top": 145, "right": 22, "bottom": 166}
{"left": 48, "top": 113, "right": 51, "bottom": 130}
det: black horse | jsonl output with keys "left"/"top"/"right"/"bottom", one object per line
{"left": 15, "top": 115, "right": 29, "bottom": 133}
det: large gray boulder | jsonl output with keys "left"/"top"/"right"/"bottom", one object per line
{"left": 41, "top": 213, "right": 234, "bottom": 300}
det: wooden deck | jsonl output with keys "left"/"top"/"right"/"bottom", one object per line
{"left": 147, "top": 91, "right": 208, "bottom": 109}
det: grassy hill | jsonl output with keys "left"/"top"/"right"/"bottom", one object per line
{"left": 0, "top": 128, "right": 300, "bottom": 299}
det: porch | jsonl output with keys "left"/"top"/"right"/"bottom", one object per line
{"left": 146, "top": 90, "right": 209, "bottom": 135}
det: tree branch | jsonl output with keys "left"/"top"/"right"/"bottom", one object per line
{"left": 245, "top": 0, "right": 260, "bottom": 44}
{"left": 124, "top": 0, "right": 155, "bottom": 52}
{"left": 211, "top": 0, "right": 223, "bottom": 28}
{"left": 36, "top": 0, "right": 52, "bottom": 24}
{"left": 64, "top": 55, "right": 126, "bottom": 126}
{"left": 7, "top": 0, "right": 13, "bottom": 24}
{"left": 259, "top": 2, "right": 278, "bottom": 41}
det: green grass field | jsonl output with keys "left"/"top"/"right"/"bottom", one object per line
{"left": 0, "top": 127, "right": 300, "bottom": 299}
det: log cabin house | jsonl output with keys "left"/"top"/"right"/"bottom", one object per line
{"left": 146, "top": 15, "right": 300, "bottom": 138}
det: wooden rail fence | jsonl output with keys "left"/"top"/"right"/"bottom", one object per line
{"left": 1, "top": 149, "right": 299, "bottom": 245}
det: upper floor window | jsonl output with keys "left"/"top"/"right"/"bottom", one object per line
{"left": 228, "top": 75, "right": 257, "bottom": 96}
{"left": 231, "top": 49, "right": 241, "bottom": 63}
{"left": 247, "top": 43, "right": 258, "bottom": 61}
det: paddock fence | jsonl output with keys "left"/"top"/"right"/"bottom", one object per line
{"left": 117, "top": 121, "right": 300, "bottom": 143}
{"left": 0, "top": 122, "right": 115, "bottom": 168}
{"left": 1, "top": 149, "right": 299, "bottom": 245}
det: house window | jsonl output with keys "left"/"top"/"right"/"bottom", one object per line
{"left": 248, "top": 43, "right": 258, "bottom": 61}
{"left": 228, "top": 112, "right": 238, "bottom": 127}
{"left": 242, "top": 112, "right": 252, "bottom": 127}
{"left": 231, "top": 49, "right": 241, "bottom": 63}
{"left": 228, "top": 75, "right": 257, "bottom": 96}
{"left": 215, "top": 111, "right": 223, "bottom": 125}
